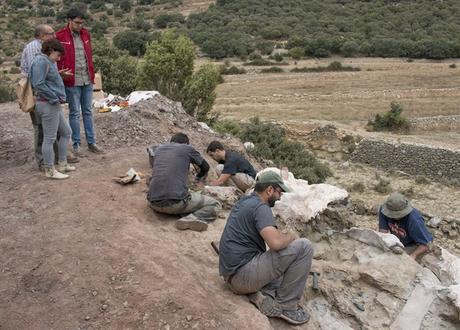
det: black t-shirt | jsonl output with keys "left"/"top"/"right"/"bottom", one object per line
{"left": 147, "top": 143, "right": 204, "bottom": 202}
{"left": 219, "top": 193, "right": 276, "bottom": 277}
{"left": 220, "top": 151, "right": 256, "bottom": 178}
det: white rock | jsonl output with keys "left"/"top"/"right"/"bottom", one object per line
{"left": 243, "top": 142, "right": 254, "bottom": 150}
{"left": 256, "top": 168, "right": 348, "bottom": 223}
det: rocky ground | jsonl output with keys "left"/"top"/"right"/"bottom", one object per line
{"left": 0, "top": 97, "right": 459, "bottom": 329}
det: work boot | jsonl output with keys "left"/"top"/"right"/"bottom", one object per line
{"left": 44, "top": 167, "right": 69, "bottom": 180}
{"left": 279, "top": 307, "right": 310, "bottom": 325}
{"left": 67, "top": 152, "right": 79, "bottom": 163}
{"left": 57, "top": 161, "right": 76, "bottom": 173}
{"left": 73, "top": 145, "right": 84, "bottom": 158}
{"left": 88, "top": 143, "right": 104, "bottom": 154}
{"left": 175, "top": 214, "right": 208, "bottom": 232}
{"left": 248, "top": 292, "right": 281, "bottom": 317}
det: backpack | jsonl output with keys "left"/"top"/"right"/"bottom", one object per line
{"left": 15, "top": 77, "right": 35, "bottom": 113}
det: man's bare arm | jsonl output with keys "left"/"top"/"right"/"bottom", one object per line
{"left": 212, "top": 173, "right": 231, "bottom": 186}
{"left": 410, "top": 244, "right": 428, "bottom": 260}
{"left": 260, "top": 226, "right": 297, "bottom": 251}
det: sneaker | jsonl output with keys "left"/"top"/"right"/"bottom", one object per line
{"left": 57, "top": 161, "right": 76, "bottom": 173}
{"left": 279, "top": 307, "right": 310, "bottom": 325}
{"left": 67, "top": 152, "right": 79, "bottom": 164}
{"left": 175, "top": 215, "right": 208, "bottom": 232}
{"left": 88, "top": 144, "right": 104, "bottom": 154}
{"left": 45, "top": 167, "right": 69, "bottom": 180}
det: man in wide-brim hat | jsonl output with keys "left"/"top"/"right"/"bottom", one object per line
{"left": 379, "top": 192, "right": 433, "bottom": 259}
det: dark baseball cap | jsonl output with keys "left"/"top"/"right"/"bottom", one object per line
{"left": 256, "top": 170, "right": 290, "bottom": 192}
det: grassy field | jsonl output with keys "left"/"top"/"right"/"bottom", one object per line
{"left": 213, "top": 57, "right": 460, "bottom": 125}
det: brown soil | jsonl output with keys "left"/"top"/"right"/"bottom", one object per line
{"left": 0, "top": 101, "right": 270, "bottom": 330}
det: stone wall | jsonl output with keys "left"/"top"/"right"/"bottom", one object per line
{"left": 409, "top": 115, "right": 460, "bottom": 132}
{"left": 350, "top": 138, "right": 460, "bottom": 182}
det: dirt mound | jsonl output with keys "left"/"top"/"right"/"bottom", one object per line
{"left": 0, "top": 103, "right": 36, "bottom": 168}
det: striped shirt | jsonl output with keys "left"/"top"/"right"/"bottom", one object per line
{"left": 20, "top": 39, "right": 42, "bottom": 77}
{"left": 72, "top": 31, "right": 91, "bottom": 86}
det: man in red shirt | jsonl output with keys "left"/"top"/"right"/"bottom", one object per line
{"left": 56, "top": 8, "right": 103, "bottom": 155}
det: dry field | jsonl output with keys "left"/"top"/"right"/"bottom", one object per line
{"left": 213, "top": 57, "right": 460, "bottom": 123}
{"left": 179, "top": 0, "right": 215, "bottom": 15}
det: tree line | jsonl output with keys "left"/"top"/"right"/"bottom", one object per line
{"left": 186, "top": 0, "right": 460, "bottom": 59}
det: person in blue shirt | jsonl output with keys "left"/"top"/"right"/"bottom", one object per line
{"left": 30, "top": 39, "right": 76, "bottom": 179}
{"left": 378, "top": 192, "right": 433, "bottom": 260}
{"left": 206, "top": 140, "right": 257, "bottom": 192}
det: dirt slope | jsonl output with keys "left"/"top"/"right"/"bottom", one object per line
{"left": 0, "top": 101, "right": 272, "bottom": 330}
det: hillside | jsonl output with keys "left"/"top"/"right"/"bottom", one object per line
{"left": 1, "top": 0, "right": 460, "bottom": 64}
{"left": 1, "top": 95, "right": 460, "bottom": 329}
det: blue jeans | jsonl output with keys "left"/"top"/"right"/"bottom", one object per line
{"left": 65, "top": 84, "right": 95, "bottom": 147}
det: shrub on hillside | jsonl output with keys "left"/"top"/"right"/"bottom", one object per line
{"left": 213, "top": 117, "right": 332, "bottom": 183}
{"left": 212, "top": 119, "right": 242, "bottom": 137}
{"left": 137, "top": 30, "right": 195, "bottom": 100}
{"left": 367, "top": 102, "right": 410, "bottom": 132}
{"left": 113, "top": 30, "right": 153, "bottom": 56}
{"left": 154, "top": 12, "right": 185, "bottom": 29}
{"left": 220, "top": 65, "right": 246, "bottom": 75}
{"left": 243, "top": 59, "right": 274, "bottom": 66}
{"left": 291, "top": 61, "right": 360, "bottom": 73}
{"left": 0, "top": 73, "right": 16, "bottom": 103}
{"left": 92, "top": 39, "right": 137, "bottom": 96}
{"left": 181, "top": 64, "right": 221, "bottom": 122}
{"left": 374, "top": 178, "right": 392, "bottom": 194}
{"left": 260, "top": 66, "right": 283, "bottom": 73}
{"left": 288, "top": 47, "right": 304, "bottom": 60}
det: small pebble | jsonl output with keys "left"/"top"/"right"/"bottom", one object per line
{"left": 186, "top": 315, "right": 193, "bottom": 321}
{"left": 85, "top": 316, "right": 90, "bottom": 321}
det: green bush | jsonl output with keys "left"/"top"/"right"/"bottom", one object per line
{"left": 137, "top": 30, "right": 195, "bottom": 100}
{"left": 92, "top": 39, "right": 137, "bottom": 95}
{"left": 113, "top": 30, "right": 152, "bottom": 56}
{"left": 243, "top": 59, "right": 274, "bottom": 66}
{"left": 181, "top": 63, "right": 221, "bottom": 122}
{"left": 272, "top": 53, "right": 284, "bottom": 62}
{"left": 220, "top": 65, "right": 246, "bottom": 75}
{"left": 215, "top": 117, "right": 332, "bottom": 183}
{"left": 212, "top": 119, "right": 242, "bottom": 136}
{"left": 291, "top": 61, "right": 360, "bottom": 73}
{"left": 105, "top": 55, "right": 138, "bottom": 96}
{"left": 260, "top": 66, "right": 283, "bottom": 73}
{"left": 449, "top": 63, "right": 457, "bottom": 68}
{"left": 248, "top": 53, "right": 262, "bottom": 60}
{"left": 367, "top": 102, "right": 410, "bottom": 132}
{"left": 288, "top": 47, "right": 304, "bottom": 60}
{"left": 154, "top": 12, "right": 185, "bottom": 29}
{"left": 9, "top": 67, "right": 20, "bottom": 74}
{"left": 349, "top": 182, "right": 365, "bottom": 193}
{"left": 374, "top": 178, "right": 392, "bottom": 194}
{"left": 0, "top": 73, "right": 16, "bottom": 103}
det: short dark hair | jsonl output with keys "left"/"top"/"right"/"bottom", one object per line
{"left": 67, "top": 7, "right": 86, "bottom": 20}
{"left": 254, "top": 182, "right": 277, "bottom": 193}
{"left": 42, "top": 39, "right": 65, "bottom": 56}
{"left": 170, "top": 133, "right": 189, "bottom": 144}
{"left": 206, "top": 140, "right": 224, "bottom": 153}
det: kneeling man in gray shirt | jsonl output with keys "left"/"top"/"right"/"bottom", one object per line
{"left": 147, "top": 133, "right": 221, "bottom": 232}
{"left": 219, "top": 170, "right": 313, "bottom": 325}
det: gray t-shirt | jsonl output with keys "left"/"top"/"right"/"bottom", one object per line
{"left": 219, "top": 193, "right": 276, "bottom": 277}
{"left": 147, "top": 143, "right": 204, "bottom": 202}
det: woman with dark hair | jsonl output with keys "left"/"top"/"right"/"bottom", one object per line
{"left": 30, "top": 38, "right": 76, "bottom": 179}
